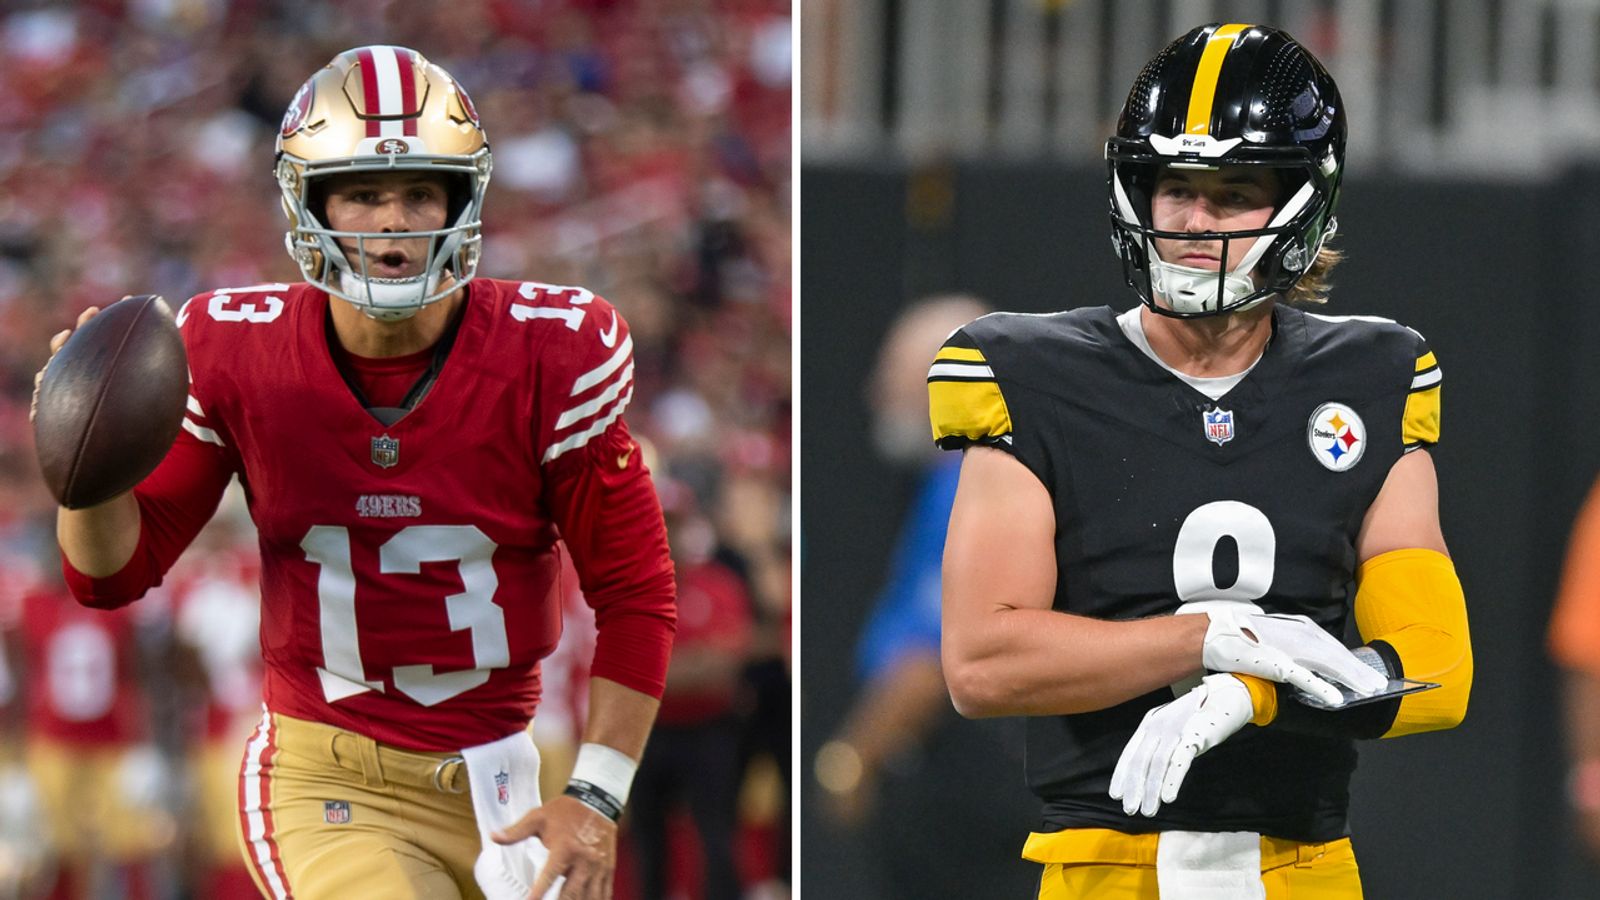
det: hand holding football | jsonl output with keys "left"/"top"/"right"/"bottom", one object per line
{"left": 32, "top": 295, "right": 188, "bottom": 509}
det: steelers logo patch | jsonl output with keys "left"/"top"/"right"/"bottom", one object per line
{"left": 1307, "top": 402, "right": 1366, "bottom": 472}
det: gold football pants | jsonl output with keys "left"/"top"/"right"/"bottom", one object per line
{"left": 236, "top": 710, "right": 484, "bottom": 900}
{"left": 27, "top": 738, "right": 175, "bottom": 863}
{"left": 1026, "top": 828, "right": 1363, "bottom": 899}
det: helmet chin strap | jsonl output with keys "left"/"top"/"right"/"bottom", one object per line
{"left": 339, "top": 269, "right": 442, "bottom": 321}
{"left": 1148, "top": 258, "right": 1263, "bottom": 315}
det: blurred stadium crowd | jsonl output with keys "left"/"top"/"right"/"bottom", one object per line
{"left": 0, "top": 1, "right": 790, "bottom": 898}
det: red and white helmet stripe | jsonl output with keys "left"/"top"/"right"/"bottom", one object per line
{"left": 354, "top": 46, "right": 421, "bottom": 138}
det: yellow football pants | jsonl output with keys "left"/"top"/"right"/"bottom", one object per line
{"left": 236, "top": 710, "right": 485, "bottom": 900}
{"left": 27, "top": 738, "right": 175, "bottom": 863}
{"left": 1026, "top": 828, "right": 1363, "bottom": 899}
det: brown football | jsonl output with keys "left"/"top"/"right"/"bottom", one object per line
{"left": 33, "top": 295, "right": 188, "bottom": 509}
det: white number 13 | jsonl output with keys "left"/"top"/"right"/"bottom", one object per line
{"left": 301, "top": 525, "right": 509, "bottom": 707}
{"left": 509, "top": 281, "right": 594, "bottom": 330}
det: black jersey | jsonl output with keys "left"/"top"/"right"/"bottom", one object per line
{"left": 929, "top": 304, "right": 1442, "bottom": 842}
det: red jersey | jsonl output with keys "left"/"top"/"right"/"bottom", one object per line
{"left": 658, "top": 560, "right": 753, "bottom": 725}
{"left": 64, "top": 279, "right": 676, "bottom": 751}
{"left": 18, "top": 589, "right": 146, "bottom": 746}
{"left": 170, "top": 546, "right": 264, "bottom": 740}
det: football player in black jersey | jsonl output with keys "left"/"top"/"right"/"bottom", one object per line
{"left": 933, "top": 23, "right": 1472, "bottom": 899}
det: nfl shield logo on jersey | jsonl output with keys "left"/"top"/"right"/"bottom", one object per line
{"left": 371, "top": 434, "right": 400, "bottom": 468}
{"left": 495, "top": 770, "right": 510, "bottom": 805}
{"left": 324, "top": 800, "right": 351, "bottom": 824}
{"left": 1202, "top": 408, "right": 1235, "bottom": 446}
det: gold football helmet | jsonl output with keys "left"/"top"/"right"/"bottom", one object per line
{"left": 276, "top": 46, "right": 492, "bottom": 320}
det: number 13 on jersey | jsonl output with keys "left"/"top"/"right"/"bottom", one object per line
{"left": 301, "top": 525, "right": 509, "bottom": 707}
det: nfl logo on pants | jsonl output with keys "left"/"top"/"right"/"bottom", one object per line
{"left": 324, "top": 800, "right": 351, "bottom": 824}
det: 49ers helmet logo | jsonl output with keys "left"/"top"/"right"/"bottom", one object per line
{"left": 375, "top": 138, "right": 411, "bottom": 154}
{"left": 281, "top": 79, "right": 314, "bottom": 137}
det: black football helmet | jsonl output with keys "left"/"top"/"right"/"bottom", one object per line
{"left": 1106, "top": 23, "right": 1346, "bottom": 317}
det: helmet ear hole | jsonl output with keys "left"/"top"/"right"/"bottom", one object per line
{"left": 305, "top": 180, "right": 329, "bottom": 226}
{"left": 444, "top": 172, "right": 473, "bottom": 224}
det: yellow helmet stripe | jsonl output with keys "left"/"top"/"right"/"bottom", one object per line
{"left": 1185, "top": 24, "right": 1253, "bottom": 135}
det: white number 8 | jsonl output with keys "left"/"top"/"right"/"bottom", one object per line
{"left": 1171, "top": 500, "right": 1276, "bottom": 606}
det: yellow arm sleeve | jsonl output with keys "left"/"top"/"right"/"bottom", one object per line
{"left": 1354, "top": 548, "right": 1472, "bottom": 737}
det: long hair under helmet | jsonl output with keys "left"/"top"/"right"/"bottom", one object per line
{"left": 276, "top": 46, "right": 492, "bottom": 321}
{"left": 1106, "top": 24, "right": 1346, "bottom": 318}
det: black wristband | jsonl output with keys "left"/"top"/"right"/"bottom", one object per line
{"left": 1268, "top": 640, "right": 1405, "bottom": 740}
{"left": 564, "top": 779, "right": 624, "bottom": 821}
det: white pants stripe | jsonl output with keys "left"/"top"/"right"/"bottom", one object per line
{"left": 240, "top": 708, "right": 293, "bottom": 899}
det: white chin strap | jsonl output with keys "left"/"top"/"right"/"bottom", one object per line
{"left": 1114, "top": 172, "right": 1315, "bottom": 315}
{"left": 1149, "top": 260, "right": 1262, "bottom": 316}
{"left": 339, "top": 269, "right": 442, "bottom": 322}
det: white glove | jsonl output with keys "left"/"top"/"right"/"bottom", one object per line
{"left": 474, "top": 837, "right": 562, "bottom": 900}
{"left": 116, "top": 744, "right": 172, "bottom": 812}
{"left": 1199, "top": 608, "right": 1388, "bottom": 707}
{"left": 1110, "top": 674, "right": 1254, "bottom": 817}
{"left": 463, "top": 731, "right": 562, "bottom": 900}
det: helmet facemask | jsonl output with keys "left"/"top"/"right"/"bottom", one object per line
{"left": 1107, "top": 144, "right": 1340, "bottom": 319}
{"left": 278, "top": 152, "right": 491, "bottom": 321}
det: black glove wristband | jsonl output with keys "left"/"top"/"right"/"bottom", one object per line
{"left": 564, "top": 779, "right": 624, "bottom": 822}
{"left": 1269, "top": 639, "right": 1405, "bottom": 739}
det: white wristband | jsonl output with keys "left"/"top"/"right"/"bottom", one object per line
{"left": 570, "top": 742, "right": 638, "bottom": 808}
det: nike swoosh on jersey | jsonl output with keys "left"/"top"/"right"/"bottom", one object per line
{"left": 599, "top": 311, "right": 619, "bottom": 348}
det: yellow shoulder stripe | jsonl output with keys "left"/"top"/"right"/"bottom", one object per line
{"left": 1403, "top": 385, "right": 1441, "bottom": 446}
{"left": 1414, "top": 351, "right": 1437, "bottom": 372}
{"left": 1186, "top": 23, "right": 1253, "bottom": 135}
{"left": 929, "top": 379, "right": 1013, "bottom": 443}
{"left": 934, "top": 346, "right": 987, "bottom": 364}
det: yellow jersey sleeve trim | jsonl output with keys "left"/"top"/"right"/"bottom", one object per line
{"left": 1414, "top": 351, "right": 1437, "bottom": 372}
{"left": 1354, "top": 548, "right": 1471, "bottom": 738}
{"left": 1402, "top": 385, "right": 1441, "bottom": 446}
{"left": 929, "top": 379, "right": 1013, "bottom": 444}
{"left": 934, "top": 346, "right": 987, "bottom": 363}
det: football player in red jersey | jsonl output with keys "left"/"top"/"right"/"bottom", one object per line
{"left": 11, "top": 577, "right": 174, "bottom": 900}
{"left": 44, "top": 46, "right": 676, "bottom": 900}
